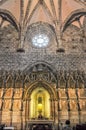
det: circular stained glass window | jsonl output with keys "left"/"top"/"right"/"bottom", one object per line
{"left": 32, "top": 34, "right": 49, "bottom": 48}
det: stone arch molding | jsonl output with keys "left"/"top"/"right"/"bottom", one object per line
{"left": 0, "top": 9, "right": 20, "bottom": 31}
{"left": 23, "top": 62, "right": 57, "bottom": 100}
{"left": 62, "top": 9, "right": 86, "bottom": 32}
{"left": 24, "top": 61, "right": 57, "bottom": 83}
{"left": 24, "top": 81, "right": 57, "bottom": 100}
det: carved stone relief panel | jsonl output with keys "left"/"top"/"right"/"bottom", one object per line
{"left": 3, "top": 99, "right": 11, "bottom": 110}
{"left": 13, "top": 88, "right": 22, "bottom": 98}
{"left": 78, "top": 88, "right": 86, "bottom": 97}
{"left": 68, "top": 88, "right": 76, "bottom": 98}
{"left": 58, "top": 89, "right": 66, "bottom": 98}
{"left": 13, "top": 100, "right": 21, "bottom": 110}
{"left": 4, "top": 88, "right": 13, "bottom": 98}
{"left": 70, "top": 100, "right": 78, "bottom": 111}
{"left": 60, "top": 100, "right": 68, "bottom": 111}
{"left": 79, "top": 99, "right": 86, "bottom": 110}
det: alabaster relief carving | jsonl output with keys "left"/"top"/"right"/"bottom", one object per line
{"left": 3, "top": 100, "right": 11, "bottom": 110}
{"left": 68, "top": 89, "right": 76, "bottom": 98}
{"left": 78, "top": 88, "right": 86, "bottom": 97}
{"left": 59, "top": 89, "right": 66, "bottom": 97}
{"left": 14, "top": 88, "right": 22, "bottom": 98}
{"left": 4, "top": 88, "right": 13, "bottom": 98}
{"left": 60, "top": 100, "right": 68, "bottom": 110}
{"left": 79, "top": 99, "right": 86, "bottom": 110}
{"left": 70, "top": 100, "right": 78, "bottom": 110}
{"left": 13, "top": 100, "right": 21, "bottom": 110}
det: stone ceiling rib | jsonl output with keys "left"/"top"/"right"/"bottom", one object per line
{"left": 0, "top": 0, "right": 85, "bottom": 28}
{"left": 20, "top": 0, "right": 24, "bottom": 26}
{"left": 41, "top": 0, "right": 53, "bottom": 20}
{"left": 0, "top": 0, "right": 20, "bottom": 22}
{"left": 74, "top": 0, "right": 86, "bottom": 6}
{"left": 25, "top": 0, "right": 54, "bottom": 27}
{"left": 24, "top": 0, "right": 32, "bottom": 25}
{"left": 28, "top": 0, "right": 38, "bottom": 18}
{"left": 28, "top": 6, "right": 54, "bottom": 26}
{"left": 50, "top": 0, "right": 57, "bottom": 19}
{"left": 25, "top": 0, "right": 40, "bottom": 26}
{"left": 0, "top": 0, "right": 9, "bottom": 6}
{"left": 62, "top": 0, "right": 85, "bottom": 23}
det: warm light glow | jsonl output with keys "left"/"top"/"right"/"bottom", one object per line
{"left": 30, "top": 87, "right": 50, "bottom": 118}
{"left": 38, "top": 103, "right": 42, "bottom": 112}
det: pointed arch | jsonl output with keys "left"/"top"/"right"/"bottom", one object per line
{"left": 25, "top": 0, "right": 54, "bottom": 28}
{"left": 0, "top": 9, "right": 20, "bottom": 31}
{"left": 62, "top": 9, "right": 86, "bottom": 32}
{"left": 24, "top": 21, "right": 57, "bottom": 46}
{"left": 23, "top": 0, "right": 32, "bottom": 24}
{"left": 24, "top": 80, "right": 57, "bottom": 100}
{"left": 24, "top": 61, "right": 57, "bottom": 79}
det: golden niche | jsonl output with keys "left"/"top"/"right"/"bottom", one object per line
{"left": 30, "top": 87, "right": 50, "bottom": 119}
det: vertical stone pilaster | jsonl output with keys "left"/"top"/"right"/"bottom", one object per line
{"left": 57, "top": 0, "right": 62, "bottom": 48}
{"left": 25, "top": 99, "right": 28, "bottom": 122}
{"left": 0, "top": 18, "right": 5, "bottom": 29}
{"left": 10, "top": 74, "right": 16, "bottom": 126}
{"left": 27, "top": 99, "right": 31, "bottom": 120}
{"left": 20, "top": 76, "right": 25, "bottom": 130}
{"left": 65, "top": 79, "right": 70, "bottom": 120}
{"left": 56, "top": 79, "right": 61, "bottom": 130}
{"left": 19, "top": 0, "right": 24, "bottom": 49}
{"left": 1, "top": 72, "right": 7, "bottom": 123}
{"left": 49, "top": 98, "right": 53, "bottom": 120}
{"left": 54, "top": 99, "right": 58, "bottom": 124}
{"left": 75, "top": 78, "right": 81, "bottom": 123}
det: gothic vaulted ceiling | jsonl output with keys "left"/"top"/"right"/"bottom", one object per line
{"left": 0, "top": 0, "right": 85, "bottom": 29}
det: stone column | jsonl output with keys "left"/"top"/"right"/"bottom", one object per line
{"left": 0, "top": 110, "right": 2, "bottom": 124}
{"left": 25, "top": 99, "right": 28, "bottom": 122}
{"left": 10, "top": 75, "right": 16, "bottom": 126}
{"left": 65, "top": 80, "right": 70, "bottom": 120}
{"left": 75, "top": 79, "right": 81, "bottom": 123}
{"left": 17, "top": 0, "right": 25, "bottom": 51}
{"left": 20, "top": 79, "right": 25, "bottom": 130}
{"left": 50, "top": 99, "right": 53, "bottom": 119}
{"left": 56, "top": 0, "right": 63, "bottom": 50}
{"left": 27, "top": 99, "right": 31, "bottom": 120}
{"left": 1, "top": 72, "right": 7, "bottom": 123}
{"left": 50, "top": 94, "right": 54, "bottom": 120}
{"left": 54, "top": 99, "right": 58, "bottom": 124}
{"left": 0, "top": 18, "right": 5, "bottom": 28}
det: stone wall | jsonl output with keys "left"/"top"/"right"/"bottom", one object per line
{"left": 0, "top": 23, "right": 86, "bottom": 54}
{"left": 0, "top": 24, "right": 19, "bottom": 52}
{"left": 0, "top": 52, "right": 86, "bottom": 72}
